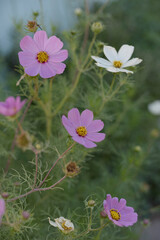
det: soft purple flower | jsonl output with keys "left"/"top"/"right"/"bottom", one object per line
{"left": 103, "top": 194, "right": 138, "bottom": 227}
{"left": 18, "top": 30, "right": 68, "bottom": 78}
{"left": 0, "top": 198, "right": 5, "bottom": 224}
{"left": 62, "top": 108, "right": 105, "bottom": 148}
{"left": 0, "top": 96, "right": 26, "bottom": 117}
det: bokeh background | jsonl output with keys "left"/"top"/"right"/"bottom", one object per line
{"left": 0, "top": 0, "right": 160, "bottom": 239}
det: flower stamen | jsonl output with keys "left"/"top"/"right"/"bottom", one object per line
{"left": 110, "top": 209, "right": 121, "bottom": 221}
{"left": 113, "top": 61, "right": 122, "bottom": 68}
{"left": 37, "top": 51, "right": 49, "bottom": 63}
{"left": 61, "top": 221, "right": 72, "bottom": 231}
{"left": 76, "top": 126, "right": 87, "bottom": 137}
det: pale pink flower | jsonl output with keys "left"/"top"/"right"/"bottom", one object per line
{"left": 103, "top": 194, "right": 138, "bottom": 227}
{"left": 0, "top": 199, "right": 5, "bottom": 225}
{"left": 62, "top": 108, "right": 105, "bottom": 148}
{"left": 18, "top": 30, "right": 68, "bottom": 78}
{"left": 0, "top": 96, "right": 26, "bottom": 117}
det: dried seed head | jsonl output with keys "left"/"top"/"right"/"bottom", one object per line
{"left": 64, "top": 161, "right": 80, "bottom": 178}
{"left": 27, "top": 21, "right": 38, "bottom": 32}
{"left": 16, "top": 131, "right": 32, "bottom": 151}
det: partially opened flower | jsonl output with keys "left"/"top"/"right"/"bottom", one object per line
{"left": 0, "top": 96, "right": 26, "bottom": 117}
{"left": 48, "top": 217, "right": 74, "bottom": 234}
{"left": 0, "top": 198, "right": 5, "bottom": 225}
{"left": 103, "top": 194, "right": 138, "bottom": 227}
{"left": 92, "top": 44, "right": 142, "bottom": 74}
{"left": 18, "top": 30, "right": 68, "bottom": 78}
{"left": 62, "top": 108, "right": 105, "bottom": 148}
{"left": 148, "top": 100, "right": 160, "bottom": 115}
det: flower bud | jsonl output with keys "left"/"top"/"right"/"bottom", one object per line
{"left": 64, "top": 161, "right": 80, "bottom": 178}
{"left": 74, "top": 8, "right": 82, "bottom": 16}
{"left": 27, "top": 21, "right": 38, "bottom": 32}
{"left": 133, "top": 145, "right": 142, "bottom": 152}
{"left": 1, "top": 192, "right": 9, "bottom": 199}
{"left": 100, "top": 210, "right": 107, "bottom": 218}
{"left": 91, "top": 22, "right": 103, "bottom": 34}
{"left": 22, "top": 211, "right": 30, "bottom": 220}
{"left": 87, "top": 200, "right": 96, "bottom": 208}
{"left": 142, "top": 219, "right": 150, "bottom": 227}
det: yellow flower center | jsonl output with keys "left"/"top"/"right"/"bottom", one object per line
{"left": 113, "top": 61, "right": 122, "bottom": 68}
{"left": 37, "top": 51, "right": 49, "bottom": 63}
{"left": 110, "top": 209, "right": 121, "bottom": 221}
{"left": 76, "top": 126, "right": 87, "bottom": 137}
{"left": 61, "top": 221, "right": 72, "bottom": 231}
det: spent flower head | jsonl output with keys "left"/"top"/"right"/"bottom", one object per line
{"left": 27, "top": 20, "right": 38, "bottom": 32}
{"left": 64, "top": 161, "right": 80, "bottom": 178}
{"left": 92, "top": 44, "right": 142, "bottom": 74}
{"left": 0, "top": 96, "right": 26, "bottom": 118}
{"left": 62, "top": 108, "right": 105, "bottom": 148}
{"left": 18, "top": 30, "right": 68, "bottom": 78}
{"left": 48, "top": 217, "right": 74, "bottom": 234}
{"left": 16, "top": 131, "right": 32, "bottom": 151}
{"left": 103, "top": 194, "right": 138, "bottom": 227}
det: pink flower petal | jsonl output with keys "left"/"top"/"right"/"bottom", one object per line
{"left": 111, "top": 197, "right": 119, "bottom": 209}
{"left": 118, "top": 198, "right": 127, "bottom": 211}
{"left": 72, "top": 135, "right": 85, "bottom": 146}
{"left": 0, "top": 199, "right": 5, "bottom": 224}
{"left": 50, "top": 50, "right": 68, "bottom": 62}
{"left": 68, "top": 108, "right": 81, "bottom": 128}
{"left": 45, "top": 36, "right": 63, "bottom": 54}
{"left": 103, "top": 194, "right": 112, "bottom": 210}
{"left": 87, "top": 120, "right": 104, "bottom": 133}
{"left": 20, "top": 36, "right": 39, "bottom": 53}
{"left": 24, "top": 62, "right": 41, "bottom": 76}
{"left": 83, "top": 138, "right": 97, "bottom": 148}
{"left": 18, "top": 51, "right": 37, "bottom": 66}
{"left": 47, "top": 61, "right": 66, "bottom": 74}
{"left": 39, "top": 62, "right": 56, "bottom": 78}
{"left": 62, "top": 115, "right": 76, "bottom": 136}
{"left": 81, "top": 109, "right": 93, "bottom": 127}
{"left": 34, "top": 30, "right": 48, "bottom": 51}
{"left": 86, "top": 132, "right": 105, "bottom": 142}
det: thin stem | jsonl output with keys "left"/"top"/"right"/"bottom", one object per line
{"left": 46, "top": 78, "right": 53, "bottom": 138}
{"left": 33, "top": 151, "right": 38, "bottom": 188}
{"left": 109, "top": 73, "right": 116, "bottom": 93}
{"left": 38, "top": 142, "right": 75, "bottom": 188}
{"left": 7, "top": 175, "right": 66, "bottom": 202}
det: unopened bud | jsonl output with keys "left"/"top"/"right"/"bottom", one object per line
{"left": 27, "top": 21, "right": 38, "bottom": 32}
{"left": 64, "top": 161, "right": 80, "bottom": 178}
{"left": 1, "top": 192, "right": 9, "bottom": 199}
{"left": 142, "top": 219, "right": 150, "bottom": 227}
{"left": 22, "top": 211, "right": 30, "bottom": 220}
{"left": 134, "top": 145, "right": 142, "bottom": 152}
{"left": 87, "top": 200, "right": 96, "bottom": 207}
{"left": 33, "top": 12, "right": 39, "bottom": 18}
{"left": 91, "top": 22, "right": 103, "bottom": 34}
{"left": 74, "top": 8, "right": 82, "bottom": 16}
{"left": 100, "top": 210, "right": 107, "bottom": 218}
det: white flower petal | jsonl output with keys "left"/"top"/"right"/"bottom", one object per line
{"left": 118, "top": 44, "right": 134, "bottom": 63}
{"left": 106, "top": 67, "right": 133, "bottom": 74}
{"left": 123, "top": 58, "right": 142, "bottom": 68}
{"left": 95, "top": 62, "right": 112, "bottom": 69}
{"left": 103, "top": 46, "right": 118, "bottom": 62}
{"left": 148, "top": 100, "right": 160, "bottom": 115}
{"left": 48, "top": 218, "right": 58, "bottom": 227}
{"left": 91, "top": 56, "right": 111, "bottom": 65}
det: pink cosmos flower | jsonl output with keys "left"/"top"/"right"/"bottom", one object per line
{"left": 103, "top": 194, "right": 138, "bottom": 227}
{"left": 62, "top": 108, "right": 105, "bottom": 148}
{"left": 0, "top": 199, "right": 5, "bottom": 225}
{"left": 0, "top": 96, "right": 26, "bottom": 117}
{"left": 18, "top": 30, "right": 68, "bottom": 78}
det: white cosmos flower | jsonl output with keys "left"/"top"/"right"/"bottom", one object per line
{"left": 48, "top": 217, "right": 74, "bottom": 234}
{"left": 92, "top": 44, "right": 142, "bottom": 74}
{"left": 148, "top": 100, "right": 160, "bottom": 115}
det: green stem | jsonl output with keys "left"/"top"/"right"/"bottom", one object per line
{"left": 52, "top": 33, "right": 97, "bottom": 118}
{"left": 46, "top": 78, "right": 53, "bottom": 138}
